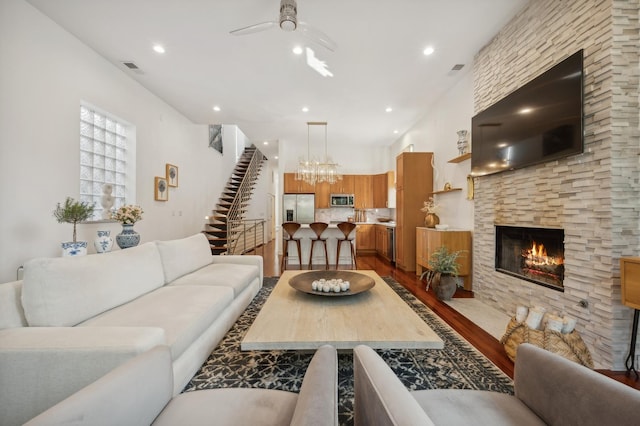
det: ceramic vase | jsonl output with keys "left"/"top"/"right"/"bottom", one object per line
{"left": 433, "top": 273, "right": 459, "bottom": 301}
{"left": 116, "top": 224, "right": 140, "bottom": 249}
{"left": 457, "top": 130, "right": 469, "bottom": 155}
{"left": 94, "top": 230, "right": 114, "bottom": 254}
{"left": 61, "top": 241, "right": 88, "bottom": 257}
{"left": 424, "top": 213, "right": 440, "bottom": 228}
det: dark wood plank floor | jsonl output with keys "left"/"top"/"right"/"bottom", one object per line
{"left": 247, "top": 240, "right": 640, "bottom": 389}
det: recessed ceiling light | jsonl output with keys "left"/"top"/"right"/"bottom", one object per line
{"left": 423, "top": 46, "right": 435, "bottom": 56}
{"left": 302, "top": 107, "right": 309, "bottom": 112}
{"left": 385, "top": 107, "right": 393, "bottom": 113}
{"left": 153, "top": 44, "right": 165, "bottom": 54}
{"left": 292, "top": 46, "right": 304, "bottom": 55}
{"left": 274, "top": 156, "right": 279, "bottom": 160}
{"left": 213, "top": 106, "right": 221, "bottom": 112}
{"left": 393, "top": 130, "right": 399, "bottom": 134}
{"left": 263, "top": 141, "right": 269, "bottom": 145}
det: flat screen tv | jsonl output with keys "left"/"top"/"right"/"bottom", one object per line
{"left": 471, "top": 50, "right": 584, "bottom": 177}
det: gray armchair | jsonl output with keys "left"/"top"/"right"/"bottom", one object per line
{"left": 26, "top": 344, "right": 338, "bottom": 426}
{"left": 353, "top": 343, "right": 640, "bottom": 426}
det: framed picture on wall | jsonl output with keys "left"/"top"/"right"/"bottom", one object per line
{"left": 209, "top": 124, "right": 223, "bottom": 154}
{"left": 166, "top": 164, "right": 178, "bottom": 187}
{"left": 155, "top": 176, "right": 168, "bottom": 201}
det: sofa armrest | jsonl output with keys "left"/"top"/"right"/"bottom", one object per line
{"left": 25, "top": 346, "right": 173, "bottom": 426}
{"left": 0, "top": 327, "right": 166, "bottom": 426}
{"left": 290, "top": 345, "right": 338, "bottom": 426}
{"left": 515, "top": 343, "right": 640, "bottom": 426}
{"left": 211, "top": 255, "right": 263, "bottom": 284}
{"left": 353, "top": 345, "right": 435, "bottom": 426}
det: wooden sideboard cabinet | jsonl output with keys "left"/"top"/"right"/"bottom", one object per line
{"left": 621, "top": 257, "right": 640, "bottom": 309}
{"left": 416, "top": 227, "right": 472, "bottom": 291}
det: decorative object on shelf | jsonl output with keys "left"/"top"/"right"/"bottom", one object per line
{"left": 426, "top": 246, "right": 464, "bottom": 300}
{"left": 111, "top": 204, "right": 144, "bottom": 249}
{"left": 100, "top": 183, "right": 114, "bottom": 220}
{"left": 154, "top": 176, "right": 168, "bottom": 201}
{"left": 208, "top": 124, "right": 223, "bottom": 154}
{"left": 94, "top": 230, "right": 113, "bottom": 254}
{"left": 443, "top": 182, "right": 452, "bottom": 191}
{"left": 431, "top": 155, "right": 441, "bottom": 189}
{"left": 456, "top": 130, "right": 469, "bottom": 155}
{"left": 295, "top": 121, "right": 342, "bottom": 185}
{"left": 115, "top": 224, "right": 140, "bottom": 249}
{"left": 166, "top": 164, "right": 179, "bottom": 187}
{"left": 53, "top": 197, "right": 95, "bottom": 257}
{"left": 420, "top": 197, "right": 440, "bottom": 228}
{"left": 466, "top": 175, "right": 474, "bottom": 200}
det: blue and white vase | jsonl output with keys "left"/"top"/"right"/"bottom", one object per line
{"left": 116, "top": 224, "right": 140, "bottom": 249}
{"left": 94, "top": 230, "right": 113, "bottom": 254}
{"left": 61, "top": 241, "right": 88, "bottom": 257}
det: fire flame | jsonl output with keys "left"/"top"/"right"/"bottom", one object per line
{"left": 526, "top": 241, "right": 563, "bottom": 266}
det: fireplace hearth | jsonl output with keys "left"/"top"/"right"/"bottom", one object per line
{"left": 495, "top": 225, "right": 565, "bottom": 291}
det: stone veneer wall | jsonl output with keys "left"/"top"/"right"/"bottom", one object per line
{"left": 472, "top": 0, "right": 639, "bottom": 369}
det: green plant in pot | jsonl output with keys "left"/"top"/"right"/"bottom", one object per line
{"left": 53, "top": 197, "right": 95, "bottom": 257}
{"left": 427, "top": 246, "right": 464, "bottom": 300}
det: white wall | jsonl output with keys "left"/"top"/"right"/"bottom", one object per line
{"left": 390, "top": 72, "right": 475, "bottom": 230}
{"left": 0, "top": 1, "right": 247, "bottom": 282}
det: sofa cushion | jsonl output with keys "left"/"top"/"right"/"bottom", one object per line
{"left": 412, "top": 389, "right": 546, "bottom": 426}
{"left": 22, "top": 243, "right": 165, "bottom": 327}
{"left": 156, "top": 233, "right": 213, "bottom": 283}
{"left": 169, "top": 263, "right": 259, "bottom": 297}
{"left": 79, "top": 285, "right": 233, "bottom": 360}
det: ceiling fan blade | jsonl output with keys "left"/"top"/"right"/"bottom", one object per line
{"left": 298, "top": 22, "right": 337, "bottom": 52}
{"left": 230, "top": 21, "right": 277, "bottom": 36}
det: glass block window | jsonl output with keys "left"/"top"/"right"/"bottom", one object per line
{"left": 80, "top": 104, "right": 134, "bottom": 220}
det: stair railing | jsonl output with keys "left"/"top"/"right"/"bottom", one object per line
{"left": 225, "top": 146, "right": 265, "bottom": 254}
{"left": 227, "top": 218, "right": 265, "bottom": 254}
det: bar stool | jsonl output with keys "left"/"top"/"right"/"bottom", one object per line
{"left": 308, "top": 222, "right": 329, "bottom": 270}
{"left": 281, "top": 222, "right": 302, "bottom": 271}
{"left": 336, "top": 222, "right": 357, "bottom": 269}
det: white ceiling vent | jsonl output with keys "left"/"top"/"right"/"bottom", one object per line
{"left": 121, "top": 61, "right": 144, "bottom": 74}
{"left": 451, "top": 64, "right": 465, "bottom": 71}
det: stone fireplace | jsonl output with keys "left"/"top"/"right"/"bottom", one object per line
{"left": 495, "top": 226, "right": 564, "bottom": 291}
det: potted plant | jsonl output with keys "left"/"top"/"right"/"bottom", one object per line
{"left": 420, "top": 197, "right": 440, "bottom": 228}
{"left": 111, "top": 204, "right": 144, "bottom": 249}
{"left": 53, "top": 197, "right": 95, "bottom": 256}
{"left": 427, "top": 246, "right": 464, "bottom": 300}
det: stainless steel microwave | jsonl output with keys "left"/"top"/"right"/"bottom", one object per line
{"left": 330, "top": 194, "right": 355, "bottom": 208}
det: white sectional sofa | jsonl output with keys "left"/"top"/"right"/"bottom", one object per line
{"left": 0, "top": 233, "right": 263, "bottom": 426}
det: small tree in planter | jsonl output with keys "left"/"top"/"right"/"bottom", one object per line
{"left": 427, "top": 246, "right": 464, "bottom": 300}
{"left": 53, "top": 197, "right": 95, "bottom": 256}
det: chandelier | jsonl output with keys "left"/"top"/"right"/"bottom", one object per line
{"left": 295, "top": 121, "right": 342, "bottom": 185}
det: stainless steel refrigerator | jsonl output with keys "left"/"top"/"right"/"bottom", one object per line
{"left": 283, "top": 194, "right": 315, "bottom": 224}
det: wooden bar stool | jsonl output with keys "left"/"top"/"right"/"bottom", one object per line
{"left": 308, "top": 222, "right": 329, "bottom": 270}
{"left": 336, "top": 222, "right": 357, "bottom": 269}
{"left": 281, "top": 222, "right": 302, "bottom": 271}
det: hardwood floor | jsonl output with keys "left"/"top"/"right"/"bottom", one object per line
{"left": 247, "top": 239, "right": 640, "bottom": 390}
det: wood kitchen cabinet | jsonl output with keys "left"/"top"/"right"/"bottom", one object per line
{"left": 372, "top": 173, "right": 389, "bottom": 208}
{"left": 315, "top": 181, "right": 331, "bottom": 208}
{"left": 416, "top": 227, "right": 472, "bottom": 291}
{"left": 284, "top": 173, "right": 315, "bottom": 193}
{"left": 330, "top": 174, "right": 355, "bottom": 194}
{"left": 354, "top": 175, "right": 373, "bottom": 209}
{"left": 375, "top": 224, "right": 391, "bottom": 261}
{"left": 356, "top": 224, "right": 376, "bottom": 253}
{"left": 395, "top": 152, "right": 433, "bottom": 272}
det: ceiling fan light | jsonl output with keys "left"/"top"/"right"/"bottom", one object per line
{"left": 280, "top": 18, "right": 296, "bottom": 31}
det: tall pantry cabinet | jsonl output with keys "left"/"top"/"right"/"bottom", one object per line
{"left": 395, "top": 152, "right": 433, "bottom": 272}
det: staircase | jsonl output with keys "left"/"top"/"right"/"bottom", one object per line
{"left": 205, "top": 145, "right": 266, "bottom": 255}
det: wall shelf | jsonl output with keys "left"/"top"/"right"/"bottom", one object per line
{"left": 430, "top": 188, "right": 463, "bottom": 195}
{"left": 448, "top": 153, "right": 472, "bottom": 163}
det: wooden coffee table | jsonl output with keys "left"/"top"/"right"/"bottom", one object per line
{"left": 241, "top": 270, "right": 444, "bottom": 351}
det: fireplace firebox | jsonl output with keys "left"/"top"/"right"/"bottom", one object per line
{"left": 495, "top": 225, "right": 565, "bottom": 291}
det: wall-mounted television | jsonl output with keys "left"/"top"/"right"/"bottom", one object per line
{"left": 471, "top": 50, "right": 584, "bottom": 177}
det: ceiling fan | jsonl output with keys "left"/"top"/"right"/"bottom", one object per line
{"left": 229, "top": 0, "right": 337, "bottom": 52}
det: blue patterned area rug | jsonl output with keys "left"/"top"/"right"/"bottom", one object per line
{"left": 184, "top": 277, "right": 514, "bottom": 426}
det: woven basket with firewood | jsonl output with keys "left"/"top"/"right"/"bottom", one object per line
{"left": 500, "top": 317, "right": 594, "bottom": 368}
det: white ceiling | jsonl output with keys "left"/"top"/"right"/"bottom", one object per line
{"left": 25, "top": 0, "right": 527, "bottom": 161}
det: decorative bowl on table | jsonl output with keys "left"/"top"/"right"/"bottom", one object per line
{"left": 289, "top": 270, "right": 375, "bottom": 297}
